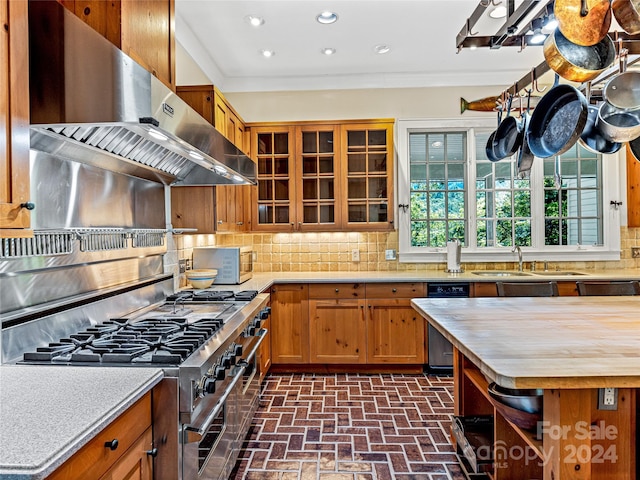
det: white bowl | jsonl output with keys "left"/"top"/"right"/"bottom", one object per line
{"left": 185, "top": 269, "right": 217, "bottom": 289}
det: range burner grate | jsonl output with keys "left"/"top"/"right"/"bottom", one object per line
{"left": 166, "top": 290, "right": 258, "bottom": 302}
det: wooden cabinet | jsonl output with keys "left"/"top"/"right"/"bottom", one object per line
{"left": 627, "top": 143, "right": 640, "bottom": 227}
{"left": 341, "top": 122, "right": 394, "bottom": 230}
{"left": 365, "top": 283, "right": 426, "bottom": 364}
{"left": 308, "top": 284, "right": 366, "bottom": 364}
{"left": 0, "top": 0, "right": 32, "bottom": 237}
{"left": 173, "top": 85, "right": 252, "bottom": 233}
{"left": 59, "top": 0, "right": 175, "bottom": 90}
{"left": 48, "top": 393, "right": 153, "bottom": 480}
{"left": 270, "top": 282, "right": 427, "bottom": 368}
{"left": 270, "top": 284, "right": 309, "bottom": 364}
{"left": 249, "top": 119, "right": 394, "bottom": 232}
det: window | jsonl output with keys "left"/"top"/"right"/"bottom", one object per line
{"left": 397, "top": 119, "right": 622, "bottom": 263}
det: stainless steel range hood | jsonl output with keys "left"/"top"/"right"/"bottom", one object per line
{"left": 28, "top": 1, "right": 256, "bottom": 186}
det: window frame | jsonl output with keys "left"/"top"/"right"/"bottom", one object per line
{"left": 396, "top": 118, "right": 623, "bottom": 264}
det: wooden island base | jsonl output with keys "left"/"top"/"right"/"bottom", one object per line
{"left": 454, "top": 348, "right": 636, "bottom": 479}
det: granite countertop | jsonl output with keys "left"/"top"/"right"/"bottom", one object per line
{"left": 412, "top": 296, "right": 640, "bottom": 389}
{"left": 0, "top": 366, "right": 163, "bottom": 480}
{"left": 236, "top": 269, "right": 640, "bottom": 293}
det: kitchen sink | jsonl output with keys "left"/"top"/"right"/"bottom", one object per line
{"left": 471, "top": 271, "right": 532, "bottom": 277}
{"left": 531, "top": 271, "right": 586, "bottom": 276}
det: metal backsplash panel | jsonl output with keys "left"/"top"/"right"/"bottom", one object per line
{"left": 30, "top": 150, "right": 165, "bottom": 229}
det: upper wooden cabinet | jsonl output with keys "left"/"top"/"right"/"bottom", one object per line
{"left": 58, "top": 0, "right": 175, "bottom": 90}
{"left": 173, "top": 85, "right": 253, "bottom": 233}
{"left": 249, "top": 119, "right": 395, "bottom": 232}
{"left": 0, "top": 0, "right": 32, "bottom": 237}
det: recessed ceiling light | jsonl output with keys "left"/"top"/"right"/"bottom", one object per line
{"left": 321, "top": 47, "right": 336, "bottom": 56}
{"left": 244, "top": 14, "right": 265, "bottom": 27}
{"left": 489, "top": 5, "right": 507, "bottom": 18}
{"left": 260, "top": 49, "right": 275, "bottom": 58}
{"left": 316, "top": 11, "right": 338, "bottom": 24}
{"left": 374, "top": 45, "right": 391, "bottom": 54}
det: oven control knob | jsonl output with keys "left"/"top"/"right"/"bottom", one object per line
{"left": 253, "top": 318, "right": 262, "bottom": 329}
{"left": 247, "top": 326, "right": 256, "bottom": 336}
{"left": 234, "top": 344, "right": 243, "bottom": 356}
{"left": 260, "top": 307, "right": 271, "bottom": 319}
{"left": 204, "top": 378, "right": 216, "bottom": 394}
{"left": 215, "top": 365, "right": 226, "bottom": 380}
{"left": 221, "top": 355, "right": 232, "bottom": 368}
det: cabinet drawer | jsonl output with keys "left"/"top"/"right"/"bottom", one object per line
{"left": 48, "top": 392, "right": 152, "bottom": 480}
{"left": 309, "top": 283, "right": 365, "bottom": 299}
{"left": 366, "top": 283, "right": 426, "bottom": 298}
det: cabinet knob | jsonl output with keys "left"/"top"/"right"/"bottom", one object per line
{"left": 20, "top": 202, "right": 35, "bottom": 210}
{"left": 104, "top": 439, "right": 119, "bottom": 451}
{"left": 335, "top": 288, "right": 339, "bottom": 293}
{"left": 146, "top": 448, "right": 159, "bottom": 458}
{"left": 218, "top": 220, "right": 223, "bottom": 224}
{"left": 236, "top": 222, "right": 243, "bottom": 225}
{"left": 392, "top": 288, "right": 397, "bottom": 293}
{"left": 83, "top": 6, "right": 91, "bottom": 16}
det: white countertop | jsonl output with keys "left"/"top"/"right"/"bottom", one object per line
{"left": 0, "top": 366, "right": 163, "bottom": 480}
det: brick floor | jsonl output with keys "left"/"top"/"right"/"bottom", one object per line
{"left": 230, "top": 373, "right": 467, "bottom": 480}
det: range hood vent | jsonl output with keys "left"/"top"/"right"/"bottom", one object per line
{"left": 28, "top": 1, "right": 256, "bottom": 186}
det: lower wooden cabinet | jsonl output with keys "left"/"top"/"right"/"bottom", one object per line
{"left": 99, "top": 427, "right": 153, "bottom": 480}
{"left": 309, "top": 298, "right": 366, "bottom": 363}
{"left": 270, "top": 284, "right": 309, "bottom": 364}
{"left": 271, "top": 282, "right": 427, "bottom": 367}
{"left": 47, "top": 393, "right": 152, "bottom": 480}
{"left": 258, "top": 308, "right": 272, "bottom": 382}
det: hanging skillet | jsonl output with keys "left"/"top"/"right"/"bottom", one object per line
{"left": 580, "top": 84, "right": 623, "bottom": 154}
{"left": 527, "top": 75, "right": 589, "bottom": 158}
{"left": 554, "top": 0, "right": 612, "bottom": 46}
{"left": 486, "top": 110, "right": 502, "bottom": 162}
{"left": 543, "top": 28, "right": 616, "bottom": 83}
{"left": 612, "top": 0, "right": 640, "bottom": 35}
{"left": 492, "top": 95, "right": 524, "bottom": 160}
{"left": 518, "top": 92, "right": 535, "bottom": 175}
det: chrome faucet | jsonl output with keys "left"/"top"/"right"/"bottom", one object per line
{"left": 512, "top": 246, "right": 523, "bottom": 272}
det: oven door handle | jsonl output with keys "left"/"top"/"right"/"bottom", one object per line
{"left": 238, "top": 328, "right": 267, "bottom": 366}
{"left": 183, "top": 363, "right": 246, "bottom": 444}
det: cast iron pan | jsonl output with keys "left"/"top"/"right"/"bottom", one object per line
{"left": 579, "top": 105, "right": 622, "bottom": 154}
{"left": 493, "top": 97, "right": 523, "bottom": 160}
{"left": 527, "top": 83, "right": 589, "bottom": 158}
{"left": 486, "top": 131, "right": 500, "bottom": 162}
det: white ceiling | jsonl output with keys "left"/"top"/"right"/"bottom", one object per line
{"left": 175, "top": 0, "right": 548, "bottom": 93}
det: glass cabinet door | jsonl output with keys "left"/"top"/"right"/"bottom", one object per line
{"left": 342, "top": 123, "right": 394, "bottom": 230}
{"left": 252, "top": 126, "right": 296, "bottom": 231}
{"left": 296, "top": 125, "right": 341, "bottom": 230}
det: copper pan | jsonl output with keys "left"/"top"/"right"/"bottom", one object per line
{"left": 612, "top": 0, "right": 640, "bottom": 35}
{"left": 543, "top": 29, "right": 616, "bottom": 83}
{"left": 555, "top": 0, "right": 612, "bottom": 46}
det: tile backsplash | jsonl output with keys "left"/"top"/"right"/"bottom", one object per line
{"left": 169, "top": 227, "right": 640, "bottom": 285}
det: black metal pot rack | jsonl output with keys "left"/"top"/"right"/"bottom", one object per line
{"left": 457, "top": 0, "right": 640, "bottom": 102}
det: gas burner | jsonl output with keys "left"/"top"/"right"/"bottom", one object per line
{"left": 166, "top": 290, "right": 258, "bottom": 303}
{"left": 22, "top": 316, "right": 225, "bottom": 366}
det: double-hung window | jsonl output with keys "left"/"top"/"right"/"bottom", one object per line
{"left": 396, "top": 118, "right": 623, "bottom": 263}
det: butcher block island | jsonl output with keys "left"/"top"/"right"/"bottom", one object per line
{"left": 412, "top": 296, "right": 640, "bottom": 480}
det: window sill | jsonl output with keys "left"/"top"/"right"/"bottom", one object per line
{"left": 398, "top": 248, "right": 621, "bottom": 264}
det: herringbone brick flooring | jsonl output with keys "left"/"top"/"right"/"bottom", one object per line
{"left": 230, "top": 373, "right": 466, "bottom": 480}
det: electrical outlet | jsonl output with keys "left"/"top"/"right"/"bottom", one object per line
{"left": 351, "top": 249, "right": 360, "bottom": 262}
{"left": 185, "top": 259, "right": 192, "bottom": 271}
{"left": 178, "top": 259, "right": 186, "bottom": 274}
{"left": 598, "top": 388, "right": 618, "bottom": 410}
{"left": 632, "top": 247, "right": 640, "bottom": 258}
{"left": 385, "top": 249, "right": 397, "bottom": 260}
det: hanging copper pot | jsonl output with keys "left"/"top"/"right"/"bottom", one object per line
{"left": 543, "top": 29, "right": 615, "bottom": 83}
{"left": 612, "top": 0, "right": 640, "bottom": 34}
{"left": 554, "top": 0, "right": 612, "bottom": 46}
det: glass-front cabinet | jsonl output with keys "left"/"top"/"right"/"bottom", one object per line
{"left": 250, "top": 120, "right": 394, "bottom": 232}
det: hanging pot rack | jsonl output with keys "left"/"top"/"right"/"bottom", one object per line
{"left": 457, "top": 0, "right": 640, "bottom": 104}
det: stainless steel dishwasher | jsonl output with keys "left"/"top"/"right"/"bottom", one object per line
{"left": 426, "top": 283, "right": 470, "bottom": 373}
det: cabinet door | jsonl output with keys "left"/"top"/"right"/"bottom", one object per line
{"left": 341, "top": 122, "right": 394, "bottom": 231}
{"left": 258, "top": 316, "right": 271, "bottom": 382}
{"left": 120, "top": 0, "right": 175, "bottom": 90}
{"left": 366, "top": 298, "right": 425, "bottom": 364}
{"left": 251, "top": 126, "right": 297, "bottom": 232}
{"left": 0, "top": 0, "right": 31, "bottom": 235}
{"left": 309, "top": 299, "right": 366, "bottom": 364}
{"left": 270, "top": 284, "right": 309, "bottom": 364}
{"left": 170, "top": 186, "right": 216, "bottom": 233}
{"left": 295, "top": 125, "right": 342, "bottom": 231}
{"left": 99, "top": 428, "right": 153, "bottom": 480}
{"left": 176, "top": 85, "right": 214, "bottom": 124}
{"left": 66, "top": 0, "right": 121, "bottom": 47}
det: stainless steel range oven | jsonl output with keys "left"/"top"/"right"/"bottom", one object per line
{"left": 17, "top": 288, "right": 270, "bottom": 480}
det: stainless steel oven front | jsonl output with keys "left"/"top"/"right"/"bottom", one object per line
{"left": 181, "top": 324, "right": 267, "bottom": 480}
